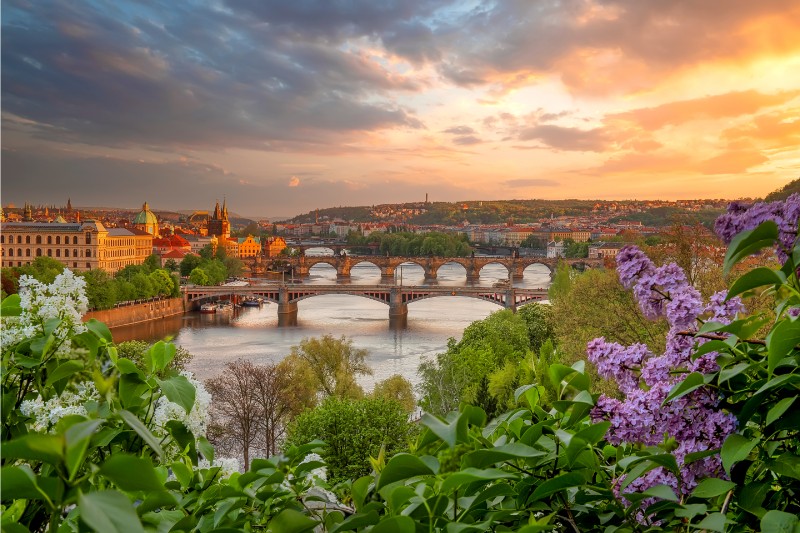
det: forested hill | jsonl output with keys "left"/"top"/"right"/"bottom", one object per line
{"left": 765, "top": 177, "right": 800, "bottom": 201}
{"left": 290, "top": 199, "right": 601, "bottom": 225}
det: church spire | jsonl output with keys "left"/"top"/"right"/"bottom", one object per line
{"left": 222, "top": 198, "right": 229, "bottom": 220}
{"left": 213, "top": 200, "right": 221, "bottom": 220}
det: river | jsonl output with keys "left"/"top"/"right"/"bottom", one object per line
{"left": 111, "top": 254, "right": 552, "bottom": 391}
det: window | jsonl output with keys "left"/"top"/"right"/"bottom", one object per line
{"left": 86, "top": 250, "right": 91, "bottom": 258}
{"left": 26, "top": 249, "right": 31, "bottom": 257}
{"left": 73, "top": 262, "right": 77, "bottom": 268}
{"left": 85, "top": 233, "right": 91, "bottom": 245}
{"left": 8, "top": 249, "right": 13, "bottom": 257}
{"left": 36, "top": 248, "right": 42, "bottom": 257}
{"left": 47, "top": 236, "right": 52, "bottom": 244}
{"left": 65, "top": 249, "right": 70, "bottom": 257}
{"left": 56, "top": 236, "right": 61, "bottom": 245}
{"left": 56, "top": 249, "right": 60, "bottom": 257}
{"left": 73, "top": 236, "right": 78, "bottom": 245}
{"left": 36, "top": 236, "right": 42, "bottom": 244}
{"left": 47, "top": 249, "right": 52, "bottom": 257}
{"left": 86, "top": 263, "right": 90, "bottom": 269}
{"left": 0, "top": 235, "right": 4, "bottom": 244}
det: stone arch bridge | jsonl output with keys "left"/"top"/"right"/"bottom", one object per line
{"left": 278, "top": 255, "right": 601, "bottom": 280}
{"left": 182, "top": 284, "right": 549, "bottom": 326}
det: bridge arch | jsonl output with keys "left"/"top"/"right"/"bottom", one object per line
{"left": 291, "top": 292, "right": 390, "bottom": 306}
{"left": 522, "top": 262, "right": 554, "bottom": 275}
{"left": 478, "top": 261, "right": 511, "bottom": 277}
{"left": 350, "top": 259, "right": 382, "bottom": 270}
{"left": 435, "top": 260, "right": 468, "bottom": 277}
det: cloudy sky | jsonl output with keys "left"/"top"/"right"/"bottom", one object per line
{"left": 3, "top": 0, "right": 800, "bottom": 217}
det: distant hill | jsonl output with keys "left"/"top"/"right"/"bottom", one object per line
{"left": 765, "top": 177, "right": 800, "bottom": 202}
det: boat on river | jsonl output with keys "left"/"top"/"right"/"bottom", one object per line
{"left": 242, "top": 297, "right": 262, "bottom": 307}
{"left": 200, "top": 302, "right": 217, "bottom": 313}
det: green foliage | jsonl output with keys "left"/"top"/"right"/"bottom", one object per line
{"left": 289, "top": 334, "right": 372, "bottom": 399}
{"left": 346, "top": 231, "right": 472, "bottom": 256}
{"left": 189, "top": 267, "right": 210, "bottom": 286}
{"left": 179, "top": 253, "right": 202, "bottom": 277}
{"left": 548, "top": 261, "right": 574, "bottom": 301}
{"left": 116, "top": 340, "right": 194, "bottom": 371}
{"left": 285, "top": 397, "right": 414, "bottom": 483}
{"left": 764, "top": 176, "right": 800, "bottom": 201}
{"left": 517, "top": 303, "right": 554, "bottom": 353}
{"left": 372, "top": 374, "right": 416, "bottom": 412}
{"left": 81, "top": 269, "right": 119, "bottom": 310}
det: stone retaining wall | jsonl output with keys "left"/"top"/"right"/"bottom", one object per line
{"left": 83, "top": 298, "right": 185, "bottom": 329}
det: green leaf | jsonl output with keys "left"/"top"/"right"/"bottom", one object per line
{"left": 65, "top": 419, "right": 103, "bottom": 481}
{"left": 350, "top": 475, "right": 372, "bottom": 512}
{"left": 0, "top": 465, "right": 55, "bottom": 504}
{"left": 721, "top": 434, "right": 758, "bottom": 475}
{"left": 663, "top": 372, "right": 706, "bottom": 404}
{"left": 420, "top": 412, "right": 467, "bottom": 449}
{"left": 377, "top": 453, "right": 435, "bottom": 490}
{"left": 267, "top": 509, "right": 318, "bottom": 533}
{"left": 118, "top": 410, "right": 164, "bottom": 459}
{"left": 767, "top": 397, "right": 796, "bottom": 426}
{"left": 78, "top": 490, "right": 145, "bottom": 533}
{"left": 718, "top": 362, "right": 754, "bottom": 384}
{"left": 696, "top": 512, "right": 728, "bottom": 532}
{"left": 766, "top": 318, "right": 800, "bottom": 377}
{"left": 85, "top": 319, "right": 113, "bottom": 344}
{"left": 1, "top": 433, "right": 64, "bottom": 465}
{"left": 371, "top": 516, "right": 416, "bottom": 533}
{"left": 146, "top": 341, "right": 176, "bottom": 373}
{"left": 691, "top": 478, "right": 735, "bottom": 499}
{"left": 100, "top": 454, "right": 167, "bottom": 492}
{"left": 440, "top": 468, "right": 518, "bottom": 493}
{"left": 573, "top": 421, "right": 611, "bottom": 445}
{"left": 165, "top": 420, "right": 198, "bottom": 464}
{"left": 760, "top": 510, "right": 799, "bottom": 533}
{"left": 197, "top": 436, "right": 215, "bottom": 463}
{"left": 463, "top": 442, "right": 545, "bottom": 468}
{"left": 723, "top": 221, "right": 779, "bottom": 276}
{"left": 156, "top": 375, "right": 196, "bottom": 414}
{"left": 1, "top": 293, "right": 22, "bottom": 316}
{"left": 641, "top": 484, "right": 678, "bottom": 502}
{"left": 46, "top": 360, "right": 85, "bottom": 387}
{"left": 727, "top": 267, "right": 785, "bottom": 300}
{"left": 529, "top": 472, "right": 587, "bottom": 501}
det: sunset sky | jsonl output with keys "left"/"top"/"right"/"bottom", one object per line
{"left": 3, "top": 0, "right": 800, "bottom": 217}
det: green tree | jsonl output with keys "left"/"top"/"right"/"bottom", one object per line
{"left": 116, "top": 340, "right": 193, "bottom": 371}
{"left": 164, "top": 258, "right": 179, "bottom": 272}
{"left": 142, "top": 253, "right": 161, "bottom": 273}
{"left": 548, "top": 261, "right": 574, "bottom": 301}
{"left": 289, "top": 335, "right": 372, "bottom": 400}
{"left": 372, "top": 374, "right": 415, "bottom": 412}
{"left": 516, "top": 302, "right": 554, "bottom": 353}
{"left": 202, "top": 259, "right": 227, "bottom": 285}
{"left": 180, "top": 253, "right": 203, "bottom": 277}
{"left": 80, "top": 269, "right": 118, "bottom": 310}
{"left": 149, "top": 269, "right": 174, "bottom": 297}
{"left": 189, "top": 267, "right": 211, "bottom": 286}
{"left": 284, "top": 397, "right": 414, "bottom": 483}
{"left": 130, "top": 271, "right": 155, "bottom": 298}
{"left": 17, "top": 256, "right": 65, "bottom": 284}
{"left": 223, "top": 256, "right": 244, "bottom": 278}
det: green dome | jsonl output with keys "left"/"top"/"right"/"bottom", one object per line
{"left": 134, "top": 202, "right": 158, "bottom": 225}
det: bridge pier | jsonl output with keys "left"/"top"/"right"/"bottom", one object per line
{"left": 277, "top": 287, "right": 298, "bottom": 326}
{"left": 504, "top": 289, "right": 517, "bottom": 313}
{"left": 423, "top": 266, "right": 437, "bottom": 280}
{"left": 389, "top": 287, "right": 408, "bottom": 321}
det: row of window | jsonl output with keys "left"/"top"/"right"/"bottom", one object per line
{"left": 1, "top": 233, "right": 92, "bottom": 245}
{"left": 3, "top": 260, "right": 91, "bottom": 269}
{"left": 3, "top": 248, "right": 91, "bottom": 258}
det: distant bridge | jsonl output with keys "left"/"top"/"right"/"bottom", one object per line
{"left": 182, "top": 284, "right": 549, "bottom": 326}
{"left": 274, "top": 255, "right": 601, "bottom": 280}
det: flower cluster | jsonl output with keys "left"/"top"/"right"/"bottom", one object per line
{"left": 1, "top": 270, "right": 89, "bottom": 356}
{"left": 714, "top": 193, "right": 800, "bottom": 262}
{"left": 152, "top": 371, "right": 213, "bottom": 459}
{"left": 198, "top": 456, "right": 241, "bottom": 478}
{"left": 20, "top": 381, "right": 100, "bottom": 433}
{"left": 588, "top": 246, "right": 741, "bottom": 498}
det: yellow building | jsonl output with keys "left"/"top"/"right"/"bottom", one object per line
{"left": 264, "top": 236, "right": 287, "bottom": 257}
{"left": 1, "top": 220, "right": 152, "bottom": 273}
{"left": 237, "top": 235, "right": 261, "bottom": 258}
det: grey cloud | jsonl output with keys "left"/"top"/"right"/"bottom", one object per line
{"left": 443, "top": 126, "right": 476, "bottom": 135}
{"left": 1, "top": 1, "right": 425, "bottom": 152}
{"left": 452, "top": 135, "right": 482, "bottom": 145}
{"left": 504, "top": 179, "right": 559, "bottom": 188}
{"left": 518, "top": 125, "right": 610, "bottom": 152}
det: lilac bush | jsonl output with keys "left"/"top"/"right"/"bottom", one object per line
{"left": 589, "top": 248, "right": 742, "bottom": 497}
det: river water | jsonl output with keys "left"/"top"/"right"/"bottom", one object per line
{"left": 112, "top": 253, "right": 552, "bottom": 391}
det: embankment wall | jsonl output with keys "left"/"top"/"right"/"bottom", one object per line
{"left": 83, "top": 298, "right": 185, "bottom": 328}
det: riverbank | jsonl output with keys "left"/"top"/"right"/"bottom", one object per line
{"left": 83, "top": 298, "right": 185, "bottom": 329}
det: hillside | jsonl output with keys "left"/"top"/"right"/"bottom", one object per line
{"left": 765, "top": 177, "right": 800, "bottom": 201}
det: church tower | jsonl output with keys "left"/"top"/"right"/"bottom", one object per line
{"left": 208, "top": 198, "right": 231, "bottom": 239}
{"left": 23, "top": 203, "right": 33, "bottom": 222}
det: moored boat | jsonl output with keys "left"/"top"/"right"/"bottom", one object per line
{"left": 200, "top": 302, "right": 217, "bottom": 313}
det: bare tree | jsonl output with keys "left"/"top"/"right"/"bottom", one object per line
{"left": 251, "top": 363, "right": 300, "bottom": 457}
{"left": 206, "top": 360, "right": 261, "bottom": 468}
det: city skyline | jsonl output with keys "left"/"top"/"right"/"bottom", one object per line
{"left": 3, "top": 0, "right": 800, "bottom": 215}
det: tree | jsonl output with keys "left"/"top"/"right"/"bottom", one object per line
{"left": 131, "top": 271, "right": 155, "bottom": 298}
{"left": 80, "top": 269, "right": 118, "bottom": 310}
{"left": 206, "top": 360, "right": 263, "bottom": 469}
{"left": 17, "top": 256, "right": 65, "bottom": 284}
{"left": 547, "top": 261, "right": 574, "bottom": 301}
{"left": 149, "top": 269, "right": 174, "bottom": 297}
{"left": 203, "top": 259, "right": 227, "bottom": 285}
{"left": 285, "top": 397, "right": 414, "bottom": 483}
{"left": 189, "top": 267, "right": 210, "bottom": 286}
{"left": 516, "top": 303, "right": 554, "bottom": 353}
{"left": 142, "top": 254, "right": 161, "bottom": 273}
{"left": 223, "top": 256, "right": 244, "bottom": 278}
{"left": 290, "top": 335, "right": 372, "bottom": 400}
{"left": 372, "top": 374, "right": 415, "bottom": 412}
{"left": 180, "top": 254, "right": 203, "bottom": 277}
{"left": 116, "top": 340, "right": 193, "bottom": 371}
{"left": 164, "top": 259, "right": 179, "bottom": 272}
{"left": 251, "top": 363, "right": 299, "bottom": 457}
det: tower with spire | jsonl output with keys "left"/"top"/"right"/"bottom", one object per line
{"left": 208, "top": 198, "right": 231, "bottom": 239}
{"left": 23, "top": 203, "right": 33, "bottom": 222}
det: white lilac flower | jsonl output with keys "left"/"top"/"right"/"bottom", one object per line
{"left": 19, "top": 381, "right": 99, "bottom": 433}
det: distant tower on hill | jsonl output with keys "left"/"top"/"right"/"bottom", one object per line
{"left": 425, "top": 193, "right": 428, "bottom": 204}
{"left": 66, "top": 198, "right": 73, "bottom": 212}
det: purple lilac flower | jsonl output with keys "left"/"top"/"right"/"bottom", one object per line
{"left": 587, "top": 338, "right": 650, "bottom": 394}
{"left": 715, "top": 193, "right": 800, "bottom": 262}
{"left": 789, "top": 307, "right": 800, "bottom": 318}
{"left": 616, "top": 245, "right": 655, "bottom": 289}
{"left": 705, "top": 291, "right": 745, "bottom": 324}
